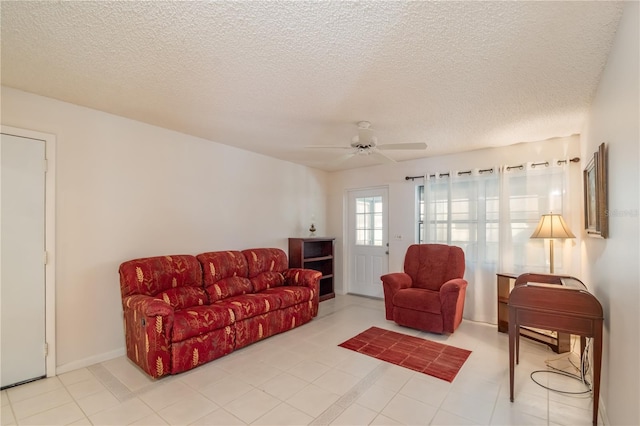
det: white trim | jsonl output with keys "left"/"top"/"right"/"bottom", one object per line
{"left": 1, "top": 125, "right": 56, "bottom": 378}
{"left": 55, "top": 348, "right": 126, "bottom": 375}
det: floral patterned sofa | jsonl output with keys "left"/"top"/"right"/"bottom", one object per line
{"left": 118, "top": 248, "right": 321, "bottom": 378}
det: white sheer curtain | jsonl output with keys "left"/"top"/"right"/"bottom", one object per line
{"left": 422, "top": 168, "right": 499, "bottom": 323}
{"left": 421, "top": 161, "right": 572, "bottom": 324}
{"left": 499, "top": 161, "right": 571, "bottom": 276}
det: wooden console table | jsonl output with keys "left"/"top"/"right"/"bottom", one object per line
{"left": 497, "top": 273, "right": 571, "bottom": 353}
{"left": 508, "top": 275, "right": 603, "bottom": 426}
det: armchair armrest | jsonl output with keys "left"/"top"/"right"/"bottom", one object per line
{"left": 439, "top": 278, "right": 468, "bottom": 333}
{"left": 122, "top": 294, "right": 174, "bottom": 378}
{"left": 381, "top": 272, "right": 413, "bottom": 320}
{"left": 440, "top": 278, "right": 468, "bottom": 295}
{"left": 381, "top": 272, "right": 412, "bottom": 292}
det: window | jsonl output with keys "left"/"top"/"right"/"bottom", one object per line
{"left": 417, "top": 165, "right": 567, "bottom": 272}
{"left": 355, "top": 196, "right": 383, "bottom": 246}
{"left": 419, "top": 173, "right": 499, "bottom": 265}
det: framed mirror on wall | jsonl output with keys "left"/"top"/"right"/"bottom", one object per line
{"left": 584, "top": 142, "right": 608, "bottom": 238}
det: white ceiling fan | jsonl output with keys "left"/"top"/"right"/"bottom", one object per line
{"left": 308, "top": 121, "right": 427, "bottom": 165}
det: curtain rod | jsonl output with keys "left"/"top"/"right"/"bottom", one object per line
{"left": 404, "top": 157, "right": 580, "bottom": 181}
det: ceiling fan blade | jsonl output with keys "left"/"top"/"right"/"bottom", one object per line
{"left": 328, "top": 152, "right": 356, "bottom": 166}
{"left": 306, "top": 145, "right": 352, "bottom": 150}
{"left": 377, "top": 142, "right": 428, "bottom": 150}
{"left": 371, "top": 150, "right": 397, "bottom": 164}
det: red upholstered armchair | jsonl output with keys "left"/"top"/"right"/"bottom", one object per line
{"left": 381, "top": 244, "right": 468, "bottom": 334}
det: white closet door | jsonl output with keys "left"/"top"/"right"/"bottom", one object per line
{"left": 1, "top": 133, "right": 46, "bottom": 388}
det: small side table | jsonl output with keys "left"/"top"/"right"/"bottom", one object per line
{"left": 497, "top": 273, "right": 571, "bottom": 353}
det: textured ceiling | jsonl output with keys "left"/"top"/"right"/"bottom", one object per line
{"left": 1, "top": 1, "right": 624, "bottom": 171}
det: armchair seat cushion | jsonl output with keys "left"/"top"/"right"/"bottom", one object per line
{"left": 173, "top": 305, "right": 235, "bottom": 342}
{"left": 394, "top": 288, "right": 441, "bottom": 314}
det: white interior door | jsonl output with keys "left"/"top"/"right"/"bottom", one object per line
{"left": 1, "top": 133, "right": 47, "bottom": 388}
{"left": 347, "top": 187, "right": 389, "bottom": 298}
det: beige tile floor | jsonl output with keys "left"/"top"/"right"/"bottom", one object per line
{"left": 1, "top": 294, "right": 597, "bottom": 425}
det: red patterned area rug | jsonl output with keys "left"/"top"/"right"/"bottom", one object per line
{"left": 338, "top": 326, "right": 471, "bottom": 382}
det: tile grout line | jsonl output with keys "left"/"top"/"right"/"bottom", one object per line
{"left": 88, "top": 364, "right": 136, "bottom": 402}
{"left": 310, "top": 362, "right": 390, "bottom": 425}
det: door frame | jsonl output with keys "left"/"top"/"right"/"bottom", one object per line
{"left": 343, "top": 185, "right": 389, "bottom": 297}
{"left": 1, "top": 125, "right": 56, "bottom": 379}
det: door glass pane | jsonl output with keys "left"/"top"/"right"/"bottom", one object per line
{"left": 355, "top": 196, "right": 383, "bottom": 246}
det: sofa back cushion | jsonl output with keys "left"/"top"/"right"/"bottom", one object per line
{"left": 197, "top": 251, "right": 253, "bottom": 302}
{"left": 119, "top": 255, "right": 207, "bottom": 309}
{"left": 242, "top": 248, "right": 287, "bottom": 292}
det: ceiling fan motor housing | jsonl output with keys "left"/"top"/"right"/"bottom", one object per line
{"left": 352, "top": 121, "right": 377, "bottom": 149}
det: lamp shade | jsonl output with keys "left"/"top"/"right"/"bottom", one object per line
{"left": 530, "top": 213, "right": 575, "bottom": 239}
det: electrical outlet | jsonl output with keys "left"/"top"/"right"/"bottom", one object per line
{"left": 393, "top": 234, "right": 403, "bottom": 240}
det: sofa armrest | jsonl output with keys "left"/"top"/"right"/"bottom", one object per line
{"left": 122, "top": 294, "right": 174, "bottom": 378}
{"left": 439, "top": 278, "right": 468, "bottom": 333}
{"left": 124, "top": 294, "right": 174, "bottom": 317}
{"left": 283, "top": 268, "right": 322, "bottom": 316}
{"left": 283, "top": 268, "right": 322, "bottom": 289}
{"left": 381, "top": 273, "right": 413, "bottom": 320}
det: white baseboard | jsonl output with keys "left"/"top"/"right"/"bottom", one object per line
{"left": 55, "top": 348, "right": 126, "bottom": 375}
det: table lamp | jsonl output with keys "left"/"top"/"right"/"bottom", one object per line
{"left": 530, "top": 213, "right": 575, "bottom": 274}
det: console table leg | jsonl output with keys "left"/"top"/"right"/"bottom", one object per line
{"left": 515, "top": 324, "right": 520, "bottom": 365}
{"left": 592, "top": 327, "right": 603, "bottom": 425}
{"left": 509, "top": 309, "right": 517, "bottom": 402}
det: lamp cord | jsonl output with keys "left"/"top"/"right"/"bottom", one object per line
{"left": 529, "top": 337, "right": 592, "bottom": 395}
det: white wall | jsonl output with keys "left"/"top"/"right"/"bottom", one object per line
{"left": 580, "top": 2, "right": 639, "bottom": 425}
{"left": 327, "top": 135, "right": 582, "bottom": 296}
{"left": 1, "top": 86, "right": 329, "bottom": 372}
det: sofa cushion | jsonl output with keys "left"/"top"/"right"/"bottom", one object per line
{"left": 393, "top": 288, "right": 441, "bottom": 314}
{"left": 243, "top": 248, "right": 288, "bottom": 275}
{"left": 197, "top": 251, "right": 254, "bottom": 302}
{"left": 172, "top": 305, "right": 235, "bottom": 342}
{"left": 158, "top": 287, "right": 208, "bottom": 310}
{"left": 198, "top": 250, "right": 249, "bottom": 284}
{"left": 119, "top": 255, "right": 202, "bottom": 299}
{"left": 206, "top": 276, "right": 254, "bottom": 303}
{"left": 215, "top": 292, "right": 282, "bottom": 321}
{"left": 243, "top": 248, "right": 288, "bottom": 292}
{"left": 250, "top": 271, "right": 285, "bottom": 292}
{"left": 262, "top": 286, "right": 313, "bottom": 309}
